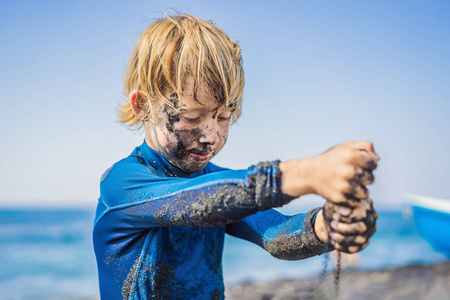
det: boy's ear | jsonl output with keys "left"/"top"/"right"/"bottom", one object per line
{"left": 129, "top": 90, "right": 148, "bottom": 120}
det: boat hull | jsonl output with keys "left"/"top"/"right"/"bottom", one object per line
{"left": 403, "top": 194, "right": 450, "bottom": 258}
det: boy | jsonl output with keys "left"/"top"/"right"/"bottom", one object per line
{"left": 93, "top": 14, "right": 379, "bottom": 299}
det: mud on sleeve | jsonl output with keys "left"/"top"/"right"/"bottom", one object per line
{"left": 96, "top": 160, "right": 292, "bottom": 228}
{"left": 226, "top": 207, "right": 330, "bottom": 260}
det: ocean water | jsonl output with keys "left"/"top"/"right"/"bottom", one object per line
{"left": 0, "top": 209, "right": 447, "bottom": 300}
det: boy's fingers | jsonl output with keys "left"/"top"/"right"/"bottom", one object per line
{"left": 348, "top": 183, "right": 369, "bottom": 200}
{"left": 330, "top": 241, "right": 360, "bottom": 254}
{"left": 352, "top": 150, "right": 379, "bottom": 172}
{"left": 357, "top": 238, "right": 372, "bottom": 252}
{"left": 325, "top": 197, "right": 378, "bottom": 253}
{"left": 330, "top": 220, "right": 367, "bottom": 234}
{"left": 336, "top": 198, "right": 372, "bottom": 223}
{"left": 331, "top": 237, "right": 371, "bottom": 254}
{"left": 365, "top": 221, "right": 378, "bottom": 237}
{"left": 330, "top": 232, "right": 367, "bottom": 245}
{"left": 328, "top": 193, "right": 360, "bottom": 207}
{"left": 354, "top": 168, "right": 375, "bottom": 185}
{"left": 345, "top": 141, "right": 379, "bottom": 158}
{"left": 341, "top": 206, "right": 377, "bottom": 238}
{"left": 334, "top": 205, "right": 352, "bottom": 217}
{"left": 326, "top": 198, "right": 377, "bottom": 220}
{"left": 325, "top": 193, "right": 348, "bottom": 206}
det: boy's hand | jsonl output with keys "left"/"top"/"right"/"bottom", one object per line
{"left": 280, "top": 141, "right": 379, "bottom": 207}
{"left": 314, "top": 198, "right": 378, "bottom": 253}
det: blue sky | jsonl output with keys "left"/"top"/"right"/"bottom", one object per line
{"left": 1, "top": 1, "right": 449, "bottom": 209}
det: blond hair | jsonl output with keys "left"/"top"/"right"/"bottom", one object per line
{"left": 118, "top": 14, "right": 244, "bottom": 129}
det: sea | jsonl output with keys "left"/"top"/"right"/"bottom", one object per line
{"left": 0, "top": 207, "right": 448, "bottom": 300}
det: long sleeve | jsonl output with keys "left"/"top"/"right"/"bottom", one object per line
{"left": 225, "top": 208, "right": 330, "bottom": 260}
{"left": 94, "top": 156, "right": 290, "bottom": 229}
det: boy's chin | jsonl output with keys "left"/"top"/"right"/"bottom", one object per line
{"left": 182, "top": 163, "right": 208, "bottom": 174}
{"left": 177, "top": 159, "right": 210, "bottom": 174}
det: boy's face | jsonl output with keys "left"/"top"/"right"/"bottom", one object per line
{"left": 145, "top": 79, "right": 232, "bottom": 174}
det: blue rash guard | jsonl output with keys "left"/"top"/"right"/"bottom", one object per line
{"left": 93, "top": 141, "right": 328, "bottom": 299}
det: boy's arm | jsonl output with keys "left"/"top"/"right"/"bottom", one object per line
{"left": 95, "top": 159, "right": 291, "bottom": 229}
{"left": 225, "top": 199, "right": 378, "bottom": 259}
{"left": 225, "top": 208, "right": 330, "bottom": 260}
{"left": 95, "top": 140, "right": 378, "bottom": 243}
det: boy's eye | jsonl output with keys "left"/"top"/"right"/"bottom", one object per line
{"left": 181, "top": 116, "right": 201, "bottom": 123}
{"left": 218, "top": 112, "right": 231, "bottom": 121}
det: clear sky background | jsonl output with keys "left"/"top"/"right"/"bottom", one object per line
{"left": 0, "top": 0, "right": 449, "bottom": 209}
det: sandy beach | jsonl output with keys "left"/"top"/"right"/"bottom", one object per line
{"left": 225, "top": 261, "right": 450, "bottom": 300}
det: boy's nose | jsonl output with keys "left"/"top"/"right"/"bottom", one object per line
{"left": 199, "top": 120, "right": 219, "bottom": 145}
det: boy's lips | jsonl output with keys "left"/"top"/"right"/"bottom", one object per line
{"left": 188, "top": 149, "right": 212, "bottom": 160}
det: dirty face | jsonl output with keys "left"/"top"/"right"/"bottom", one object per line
{"left": 145, "top": 79, "right": 233, "bottom": 174}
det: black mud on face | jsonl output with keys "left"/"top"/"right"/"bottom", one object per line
{"left": 160, "top": 127, "right": 211, "bottom": 174}
{"left": 172, "top": 128, "right": 204, "bottom": 160}
{"left": 163, "top": 103, "right": 180, "bottom": 133}
{"left": 161, "top": 104, "right": 218, "bottom": 173}
{"left": 156, "top": 97, "right": 229, "bottom": 174}
{"left": 169, "top": 93, "right": 180, "bottom": 108}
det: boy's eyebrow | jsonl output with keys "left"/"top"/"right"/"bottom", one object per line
{"left": 178, "top": 107, "right": 203, "bottom": 112}
{"left": 178, "top": 105, "right": 229, "bottom": 113}
{"left": 178, "top": 103, "right": 210, "bottom": 111}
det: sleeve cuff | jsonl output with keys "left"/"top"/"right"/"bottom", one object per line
{"left": 247, "top": 160, "right": 294, "bottom": 210}
{"left": 301, "top": 207, "right": 334, "bottom": 256}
